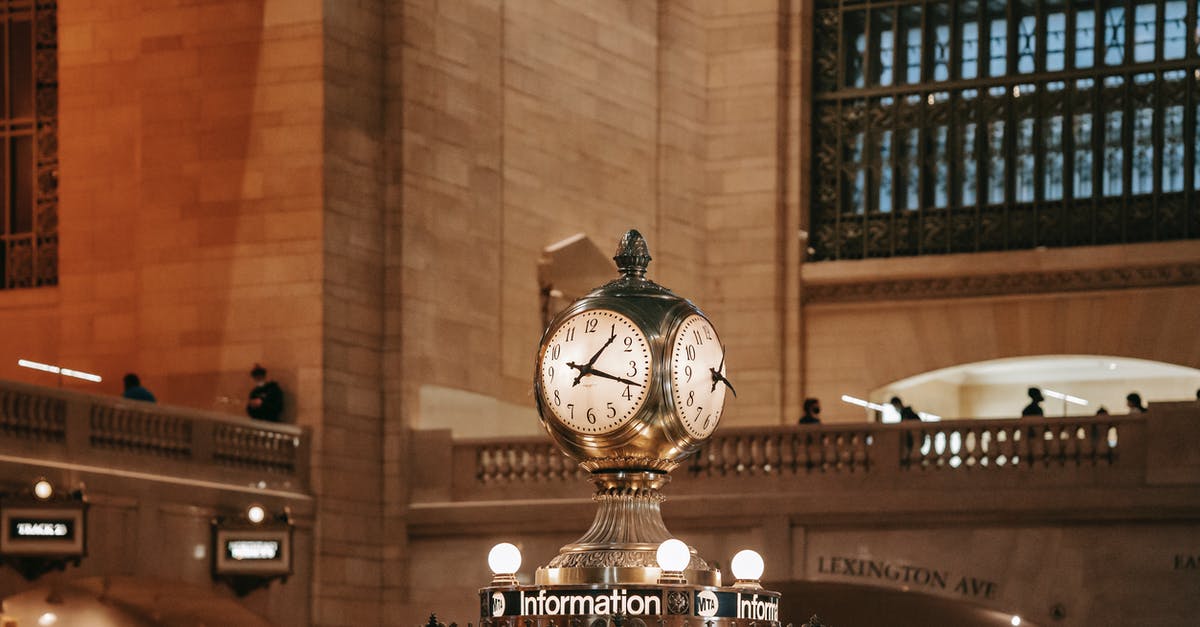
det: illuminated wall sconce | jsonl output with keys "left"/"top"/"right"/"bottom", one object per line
{"left": 211, "top": 505, "right": 293, "bottom": 596}
{"left": 0, "top": 479, "right": 88, "bottom": 581}
{"left": 656, "top": 539, "right": 690, "bottom": 584}
{"left": 487, "top": 542, "right": 522, "bottom": 586}
{"left": 730, "top": 549, "right": 765, "bottom": 589}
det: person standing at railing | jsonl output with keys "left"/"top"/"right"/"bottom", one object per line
{"left": 1021, "top": 387, "right": 1045, "bottom": 417}
{"left": 889, "top": 396, "right": 921, "bottom": 422}
{"left": 799, "top": 398, "right": 822, "bottom": 424}
{"left": 246, "top": 364, "right": 284, "bottom": 423}
{"left": 122, "top": 373, "right": 156, "bottom": 403}
{"left": 1126, "top": 392, "right": 1147, "bottom": 414}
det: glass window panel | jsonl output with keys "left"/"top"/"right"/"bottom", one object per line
{"left": 962, "top": 122, "right": 978, "bottom": 205}
{"left": 1076, "top": 9, "right": 1096, "bottom": 68}
{"left": 845, "top": 11, "right": 867, "bottom": 88}
{"left": 1103, "top": 111, "right": 1123, "bottom": 196}
{"left": 988, "top": 120, "right": 1006, "bottom": 204}
{"left": 902, "top": 6, "right": 922, "bottom": 83}
{"left": 1133, "top": 4, "right": 1156, "bottom": 62}
{"left": 1104, "top": 6, "right": 1125, "bottom": 66}
{"left": 988, "top": 10, "right": 1007, "bottom": 77}
{"left": 1163, "top": 1, "right": 1187, "bottom": 60}
{"left": 1016, "top": 118, "right": 1035, "bottom": 202}
{"left": 961, "top": 18, "right": 980, "bottom": 79}
{"left": 845, "top": 132, "right": 866, "bottom": 213}
{"left": 9, "top": 135, "right": 31, "bottom": 233}
{"left": 931, "top": 125, "right": 949, "bottom": 207}
{"left": 1046, "top": 13, "right": 1066, "bottom": 71}
{"left": 1163, "top": 106, "right": 1183, "bottom": 192}
{"left": 1045, "top": 115, "right": 1064, "bottom": 200}
{"left": 9, "top": 19, "right": 31, "bottom": 119}
{"left": 1073, "top": 113, "right": 1094, "bottom": 198}
{"left": 903, "top": 128, "right": 920, "bottom": 209}
{"left": 879, "top": 129, "right": 894, "bottom": 212}
{"left": 873, "top": 9, "right": 895, "bottom": 86}
{"left": 1132, "top": 108, "right": 1154, "bottom": 194}
{"left": 930, "top": 3, "right": 951, "bottom": 82}
{"left": 1017, "top": 15, "right": 1037, "bottom": 73}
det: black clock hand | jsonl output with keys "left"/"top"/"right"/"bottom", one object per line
{"left": 568, "top": 327, "right": 620, "bottom": 386}
{"left": 586, "top": 367, "right": 643, "bottom": 387}
{"left": 710, "top": 344, "right": 737, "bottom": 397}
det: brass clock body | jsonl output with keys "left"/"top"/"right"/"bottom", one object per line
{"left": 534, "top": 231, "right": 730, "bottom": 473}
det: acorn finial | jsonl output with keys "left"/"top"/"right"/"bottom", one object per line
{"left": 613, "top": 230, "right": 651, "bottom": 278}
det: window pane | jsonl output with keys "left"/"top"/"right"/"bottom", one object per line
{"left": 1016, "top": 117, "right": 1035, "bottom": 202}
{"left": 930, "top": 3, "right": 951, "bottom": 81}
{"left": 1017, "top": 14, "right": 1037, "bottom": 73}
{"left": 1163, "top": 105, "right": 1184, "bottom": 192}
{"left": 1076, "top": 9, "right": 1096, "bottom": 68}
{"left": 10, "top": 135, "right": 31, "bottom": 233}
{"left": 845, "top": 11, "right": 866, "bottom": 88}
{"left": 988, "top": 120, "right": 1006, "bottom": 204}
{"left": 1133, "top": 3, "right": 1156, "bottom": 62}
{"left": 961, "top": 5, "right": 980, "bottom": 80}
{"left": 1164, "top": 1, "right": 1187, "bottom": 60}
{"left": 962, "top": 122, "right": 978, "bottom": 205}
{"left": 873, "top": 9, "right": 895, "bottom": 86}
{"left": 879, "top": 129, "right": 894, "bottom": 212}
{"left": 1103, "top": 110, "right": 1123, "bottom": 196}
{"left": 930, "top": 125, "right": 949, "bottom": 207}
{"left": 1046, "top": 13, "right": 1066, "bottom": 71}
{"left": 1045, "top": 115, "right": 1064, "bottom": 200}
{"left": 1104, "top": 6, "right": 1125, "bottom": 65}
{"left": 1074, "top": 113, "right": 1094, "bottom": 198}
{"left": 988, "top": 4, "right": 1007, "bottom": 77}
{"left": 902, "top": 6, "right": 922, "bottom": 83}
{"left": 10, "top": 19, "right": 31, "bottom": 119}
{"left": 903, "top": 128, "right": 920, "bottom": 209}
{"left": 1132, "top": 107, "right": 1154, "bottom": 194}
{"left": 845, "top": 132, "right": 866, "bottom": 213}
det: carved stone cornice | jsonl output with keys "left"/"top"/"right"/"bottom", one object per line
{"left": 803, "top": 261, "right": 1200, "bottom": 304}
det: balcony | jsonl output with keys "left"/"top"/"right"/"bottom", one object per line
{"left": 0, "top": 379, "right": 309, "bottom": 496}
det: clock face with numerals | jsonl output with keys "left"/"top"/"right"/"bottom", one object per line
{"left": 670, "top": 314, "right": 727, "bottom": 439}
{"left": 538, "top": 309, "right": 652, "bottom": 435}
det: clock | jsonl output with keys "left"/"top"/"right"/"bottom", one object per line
{"left": 669, "top": 314, "right": 730, "bottom": 440}
{"left": 537, "top": 309, "right": 652, "bottom": 435}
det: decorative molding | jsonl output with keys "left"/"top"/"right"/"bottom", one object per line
{"left": 803, "top": 262, "right": 1200, "bottom": 304}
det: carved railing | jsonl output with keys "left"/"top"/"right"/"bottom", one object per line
{"left": 0, "top": 379, "right": 309, "bottom": 492}
{"left": 412, "top": 411, "right": 1176, "bottom": 504}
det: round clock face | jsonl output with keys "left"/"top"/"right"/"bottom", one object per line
{"left": 538, "top": 310, "right": 652, "bottom": 435}
{"left": 670, "top": 314, "right": 727, "bottom": 439}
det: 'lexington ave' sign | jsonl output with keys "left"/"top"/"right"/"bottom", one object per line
{"left": 484, "top": 587, "right": 780, "bottom": 620}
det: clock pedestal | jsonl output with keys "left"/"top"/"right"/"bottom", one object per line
{"left": 536, "top": 471, "right": 719, "bottom": 586}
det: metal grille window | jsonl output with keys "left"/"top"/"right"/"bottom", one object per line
{"left": 811, "top": 0, "right": 1200, "bottom": 260}
{"left": 0, "top": 0, "right": 55, "bottom": 289}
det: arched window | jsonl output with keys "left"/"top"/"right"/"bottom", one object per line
{"left": 0, "top": 0, "right": 56, "bottom": 289}
{"left": 811, "top": 0, "right": 1200, "bottom": 260}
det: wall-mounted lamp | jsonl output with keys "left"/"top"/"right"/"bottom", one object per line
{"left": 487, "top": 542, "right": 522, "bottom": 586}
{"left": 656, "top": 539, "right": 689, "bottom": 584}
{"left": 730, "top": 549, "right": 764, "bottom": 589}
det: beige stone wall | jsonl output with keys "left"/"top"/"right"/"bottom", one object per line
{"left": 0, "top": 0, "right": 325, "bottom": 422}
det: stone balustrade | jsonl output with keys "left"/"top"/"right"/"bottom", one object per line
{"left": 0, "top": 379, "right": 309, "bottom": 493}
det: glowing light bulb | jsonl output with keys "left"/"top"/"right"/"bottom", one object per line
{"left": 246, "top": 504, "right": 266, "bottom": 524}
{"left": 38, "top": 613, "right": 58, "bottom": 626}
{"left": 33, "top": 479, "right": 53, "bottom": 500}
{"left": 488, "top": 542, "right": 522, "bottom": 575}
{"left": 656, "top": 539, "right": 690, "bottom": 572}
{"left": 731, "top": 549, "right": 765, "bottom": 581}
{"left": 1011, "top": 617, "right": 1021, "bottom": 626}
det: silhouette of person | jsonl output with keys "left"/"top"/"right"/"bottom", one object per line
{"left": 1095, "top": 406, "right": 1109, "bottom": 416}
{"left": 121, "top": 373, "right": 156, "bottom": 403}
{"left": 1126, "top": 392, "right": 1147, "bottom": 414}
{"left": 890, "top": 396, "right": 921, "bottom": 422}
{"left": 799, "top": 398, "right": 821, "bottom": 424}
{"left": 246, "top": 364, "right": 284, "bottom": 422}
{"left": 1022, "top": 387, "right": 1045, "bottom": 417}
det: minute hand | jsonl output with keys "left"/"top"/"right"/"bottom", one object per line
{"left": 587, "top": 368, "right": 643, "bottom": 387}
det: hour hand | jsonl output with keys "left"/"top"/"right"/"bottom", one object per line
{"left": 587, "top": 368, "right": 643, "bottom": 388}
{"left": 711, "top": 368, "right": 737, "bottom": 397}
{"left": 566, "top": 361, "right": 589, "bottom": 386}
